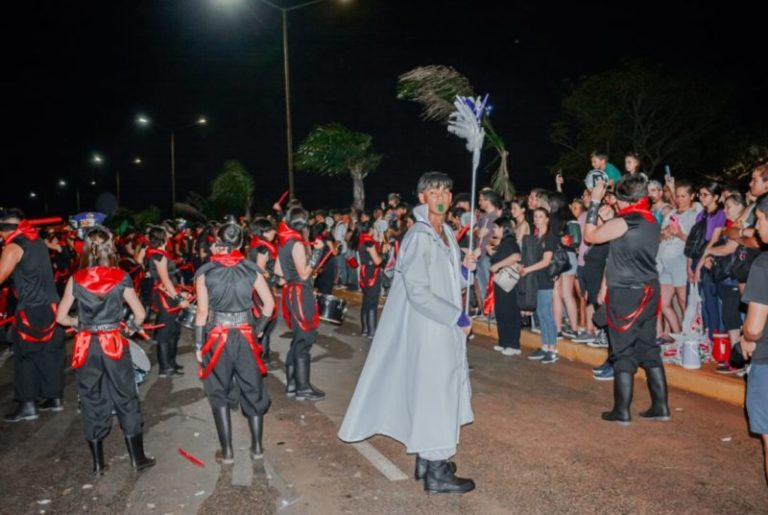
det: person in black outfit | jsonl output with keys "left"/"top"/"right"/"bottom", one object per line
{"left": 310, "top": 222, "right": 337, "bottom": 296}
{"left": 356, "top": 220, "right": 383, "bottom": 338}
{"left": 585, "top": 175, "right": 670, "bottom": 425}
{"left": 56, "top": 227, "right": 155, "bottom": 475}
{"left": 0, "top": 209, "right": 66, "bottom": 422}
{"left": 195, "top": 223, "right": 275, "bottom": 463}
{"left": 248, "top": 218, "right": 279, "bottom": 367}
{"left": 275, "top": 208, "right": 326, "bottom": 401}
{"left": 487, "top": 217, "right": 522, "bottom": 354}
{"left": 145, "top": 226, "right": 190, "bottom": 377}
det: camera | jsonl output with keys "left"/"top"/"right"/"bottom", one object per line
{"left": 585, "top": 169, "right": 609, "bottom": 190}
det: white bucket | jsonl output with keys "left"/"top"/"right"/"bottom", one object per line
{"left": 681, "top": 338, "right": 701, "bottom": 370}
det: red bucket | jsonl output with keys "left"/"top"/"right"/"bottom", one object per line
{"left": 711, "top": 333, "right": 731, "bottom": 363}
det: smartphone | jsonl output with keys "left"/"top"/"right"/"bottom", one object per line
{"left": 664, "top": 165, "right": 672, "bottom": 178}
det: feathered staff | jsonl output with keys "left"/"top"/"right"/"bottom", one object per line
{"left": 447, "top": 94, "right": 489, "bottom": 314}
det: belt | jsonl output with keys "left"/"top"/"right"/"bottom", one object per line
{"left": 81, "top": 323, "right": 121, "bottom": 332}
{"left": 210, "top": 310, "right": 253, "bottom": 327}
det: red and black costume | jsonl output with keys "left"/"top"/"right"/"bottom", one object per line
{"left": 277, "top": 222, "right": 324, "bottom": 400}
{"left": 357, "top": 232, "right": 382, "bottom": 338}
{"left": 145, "top": 247, "right": 184, "bottom": 375}
{"left": 3, "top": 222, "right": 65, "bottom": 420}
{"left": 195, "top": 251, "right": 270, "bottom": 460}
{"left": 71, "top": 267, "right": 144, "bottom": 441}
{"left": 248, "top": 235, "right": 279, "bottom": 365}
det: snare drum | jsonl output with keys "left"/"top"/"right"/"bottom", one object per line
{"left": 316, "top": 294, "right": 348, "bottom": 325}
{"left": 177, "top": 302, "right": 197, "bottom": 330}
{"left": 128, "top": 339, "right": 151, "bottom": 385}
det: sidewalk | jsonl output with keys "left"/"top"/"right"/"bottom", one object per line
{"left": 331, "top": 288, "right": 746, "bottom": 407}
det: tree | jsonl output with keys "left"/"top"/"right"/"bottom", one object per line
{"left": 398, "top": 65, "right": 515, "bottom": 200}
{"left": 210, "top": 160, "right": 255, "bottom": 218}
{"left": 551, "top": 60, "right": 727, "bottom": 177}
{"left": 295, "top": 123, "right": 382, "bottom": 210}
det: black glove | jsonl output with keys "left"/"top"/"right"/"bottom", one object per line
{"left": 194, "top": 325, "right": 207, "bottom": 351}
{"left": 253, "top": 316, "right": 270, "bottom": 337}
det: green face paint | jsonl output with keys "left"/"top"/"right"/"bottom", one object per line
{"left": 436, "top": 203, "right": 446, "bottom": 213}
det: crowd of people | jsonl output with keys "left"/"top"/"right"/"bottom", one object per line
{"left": 1, "top": 153, "right": 768, "bottom": 490}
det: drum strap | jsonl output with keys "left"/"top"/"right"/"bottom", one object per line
{"left": 153, "top": 284, "right": 183, "bottom": 314}
{"left": 72, "top": 328, "right": 127, "bottom": 369}
{"left": 198, "top": 323, "right": 266, "bottom": 379}
{"left": 14, "top": 304, "right": 58, "bottom": 343}
{"left": 359, "top": 265, "right": 381, "bottom": 289}
{"left": 605, "top": 284, "right": 659, "bottom": 333}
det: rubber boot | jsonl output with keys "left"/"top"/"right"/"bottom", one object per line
{"left": 423, "top": 460, "right": 475, "bottom": 494}
{"left": 247, "top": 414, "right": 264, "bottom": 459}
{"left": 157, "top": 342, "right": 177, "bottom": 378}
{"left": 88, "top": 439, "right": 107, "bottom": 476}
{"left": 285, "top": 361, "right": 297, "bottom": 397}
{"left": 260, "top": 321, "right": 273, "bottom": 369}
{"left": 366, "top": 309, "right": 377, "bottom": 339}
{"left": 212, "top": 406, "right": 234, "bottom": 464}
{"left": 170, "top": 337, "right": 184, "bottom": 373}
{"left": 415, "top": 455, "right": 456, "bottom": 481}
{"left": 601, "top": 371, "right": 633, "bottom": 426}
{"left": 360, "top": 309, "right": 369, "bottom": 337}
{"left": 294, "top": 356, "right": 326, "bottom": 401}
{"left": 125, "top": 433, "right": 156, "bottom": 471}
{"left": 639, "top": 366, "right": 671, "bottom": 421}
{"left": 3, "top": 400, "right": 39, "bottom": 422}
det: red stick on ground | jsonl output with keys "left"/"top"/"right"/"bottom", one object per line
{"left": 178, "top": 448, "right": 205, "bottom": 468}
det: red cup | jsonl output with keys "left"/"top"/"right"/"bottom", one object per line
{"left": 711, "top": 333, "right": 731, "bottom": 363}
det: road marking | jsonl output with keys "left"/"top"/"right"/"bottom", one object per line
{"left": 352, "top": 442, "right": 409, "bottom": 482}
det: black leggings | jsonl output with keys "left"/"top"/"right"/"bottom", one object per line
{"left": 494, "top": 284, "right": 521, "bottom": 349}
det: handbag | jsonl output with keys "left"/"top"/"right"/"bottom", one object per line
{"left": 546, "top": 244, "right": 571, "bottom": 279}
{"left": 493, "top": 266, "right": 520, "bottom": 293}
{"left": 683, "top": 219, "right": 708, "bottom": 260}
{"left": 731, "top": 244, "right": 760, "bottom": 283}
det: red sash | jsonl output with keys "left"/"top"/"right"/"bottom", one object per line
{"left": 14, "top": 304, "right": 58, "bottom": 343}
{"left": 617, "top": 197, "right": 655, "bottom": 224}
{"left": 71, "top": 328, "right": 127, "bottom": 369}
{"left": 4, "top": 221, "right": 39, "bottom": 244}
{"left": 281, "top": 283, "right": 319, "bottom": 331}
{"left": 198, "top": 324, "right": 266, "bottom": 379}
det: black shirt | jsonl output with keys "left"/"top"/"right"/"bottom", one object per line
{"left": 742, "top": 252, "right": 768, "bottom": 364}
{"left": 530, "top": 231, "right": 558, "bottom": 290}
{"left": 278, "top": 240, "right": 311, "bottom": 285}
{"left": 606, "top": 213, "right": 659, "bottom": 288}
{"left": 490, "top": 234, "right": 521, "bottom": 265}
{"left": 74, "top": 269, "right": 132, "bottom": 327}
{"left": 10, "top": 235, "right": 59, "bottom": 309}
{"left": 195, "top": 259, "right": 260, "bottom": 313}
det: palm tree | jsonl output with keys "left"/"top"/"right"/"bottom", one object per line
{"left": 295, "top": 123, "right": 382, "bottom": 210}
{"left": 398, "top": 65, "right": 515, "bottom": 200}
{"left": 210, "top": 160, "right": 255, "bottom": 218}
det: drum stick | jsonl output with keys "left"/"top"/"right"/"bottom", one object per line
{"left": 178, "top": 448, "right": 205, "bottom": 468}
{"left": 0, "top": 318, "right": 12, "bottom": 327}
{"left": 276, "top": 190, "right": 289, "bottom": 206}
{"left": 28, "top": 217, "right": 63, "bottom": 226}
{"left": 315, "top": 249, "right": 333, "bottom": 271}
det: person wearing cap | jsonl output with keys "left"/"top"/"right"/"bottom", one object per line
{"left": 0, "top": 209, "right": 66, "bottom": 422}
{"left": 194, "top": 222, "right": 275, "bottom": 463}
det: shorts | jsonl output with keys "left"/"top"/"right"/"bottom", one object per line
{"left": 657, "top": 254, "right": 687, "bottom": 287}
{"left": 747, "top": 363, "right": 768, "bottom": 434}
{"left": 563, "top": 251, "right": 578, "bottom": 276}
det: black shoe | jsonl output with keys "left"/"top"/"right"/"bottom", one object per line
{"left": 639, "top": 366, "right": 671, "bottom": 421}
{"left": 3, "top": 401, "right": 39, "bottom": 422}
{"left": 88, "top": 439, "right": 108, "bottom": 476}
{"left": 247, "top": 414, "right": 264, "bottom": 459}
{"left": 423, "top": 460, "right": 475, "bottom": 494}
{"left": 157, "top": 342, "right": 178, "bottom": 377}
{"left": 37, "top": 398, "right": 64, "bottom": 412}
{"left": 211, "top": 406, "right": 234, "bottom": 464}
{"left": 286, "top": 363, "right": 297, "bottom": 397}
{"left": 170, "top": 339, "right": 184, "bottom": 373}
{"left": 601, "top": 371, "right": 633, "bottom": 426}
{"left": 360, "top": 310, "right": 369, "bottom": 337}
{"left": 125, "top": 434, "right": 156, "bottom": 471}
{"left": 294, "top": 356, "right": 326, "bottom": 401}
{"left": 415, "top": 455, "right": 456, "bottom": 480}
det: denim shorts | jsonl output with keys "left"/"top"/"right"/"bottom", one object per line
{"left": 747, "top": 363, "right": 768, "bottom": 434}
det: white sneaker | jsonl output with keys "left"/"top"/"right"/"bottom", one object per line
{"left": 501, "top": 347, "right": 521, "bottom": 356}
{"left": 493, "top": 346, "right": 504, "bottom": 352}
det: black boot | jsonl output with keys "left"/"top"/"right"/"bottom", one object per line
{"left": 294, "top": 356, "right": 325, "bottom": 401}
{"left": 125, "top": 433, "right": 156, "bottom": 471}
{"left": 360, "top": 309, "right": 369, "bottom": 337}
{"left": 247, "top": 414, "right": 264, "bottom": 459}
{"left": 157, "top": 342, "right": 177, "bottom": 378}
{"left": 639, "top": 366, "right": 671, "bottom": 421}
{"left": 286, "top": 362, "right": 297, "bottom": 397}
{"left": 37, "top": 398, "right": 64, "bottom": 412}
{"left": 423, "top": 459, "right": 475, "bottom": 494}
{"left": 366, "top": 309, "right": 377, "bottom": 339}
{"left": 88, "top": 439, "right": 107, "bottom": 476}
{"left": 261, "top": 328, "right": 273, "bottom": 369}
{"left": 212, "top": 406, "right": 234, "bottom": 464}
{"left": 415, "top": 455, "right": 456, "bottom": 480}
{"left": 601, "top": 371, "right": 633, "bottom": 426}
{"left": 170, "top": 338, "right": 184, "bottom": 373}
{"left": 3, "top": 401, "right": 39, "bottom": 422}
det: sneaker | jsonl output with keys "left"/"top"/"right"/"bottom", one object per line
{"left": 528, "top": 348, "right": 547, "bottom": 361}
{"left": 572, "top": 332, "right": 596, "bottom": 344}
{"left": 530, "top": 326, "right": 541, "bottom": 334}
{"left": 715, "top": 363, "right": 744, "bottom": 375}
{"left": 493, "top": 345, "right": 504, "bottom": 352}
{"left": 561, "top": 328, "right": 578, "bottom": 339}
{"left": 587, "top": 331, "right": 609, "bottom": 348}
{"left": 592, "top": 362, "right": 610, "bottom": 374}
{"left": 555, "top": 332, "right": 564, "bottom": 341}
{"left": 593, "top": 366, "right": 615, "bottom": 381}
{"left": 501, "top": 347, "right": 521, "bottom": 356}
{"left": 540, "top": 351, "right": 559, "bottom": 364}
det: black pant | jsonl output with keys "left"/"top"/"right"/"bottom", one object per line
{"left": 361, "top": 279, "right": 382, "bottom": 311}
{"left": 153, "top": 290, "right": 181, "bottom": 345}
{"left": 77, "top": 337, "right": 143, "bottom": 440}
{"left": 607, "top": 283, "right": 661, "bottom": 374}
{"left": 494, "top": 284, "right": 521, "bottom": 349}
{"left": 203, "top": 330, "right": 270, "bottom": 417}
{"left": 717, "top": 281, "right": 742, "bottom": 331}
{"left": 13, "top": 306, "right": 65, "bottom": 402}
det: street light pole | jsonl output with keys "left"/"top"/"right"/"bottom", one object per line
{"left": 281, "top": 9, "right": 295, "bottom": 201}
{"left": 171, "top": 130, "right": 176, "bottom": 217}
{"left": 116, "top": 167, "right": 121, "bottom": 205}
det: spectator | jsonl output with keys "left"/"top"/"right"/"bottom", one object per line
{"left": 591, "top": 151, "right": 622, "bottom": 186}
{"left": 488, "top": 217, "right": 522, "bottom": 356}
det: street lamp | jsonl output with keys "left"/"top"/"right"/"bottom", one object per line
{"left": 92, "top": 153, "right": 142, "bottom": 206}
{"left": 135, "top": 114, "right": 208, "bottom": 217}
{"left": 215, "top": 0, "right": 350, "bottom": 200}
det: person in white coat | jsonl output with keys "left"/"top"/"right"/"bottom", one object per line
{"left": 338, "top": 172, "right": 477, "bottom": 494}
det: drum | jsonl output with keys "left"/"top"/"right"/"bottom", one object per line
{"left": 177, "top": 302, "right": 197, "bottom": 330}
{"left": 317, "top": 294, "right": 348, "bottom": 325}
{"left": 128, "top": 339, "right": 151, "bottom": 386}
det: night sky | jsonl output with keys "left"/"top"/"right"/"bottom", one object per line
{"left": 2, "top": 1, "right": 765, "bottom": 217}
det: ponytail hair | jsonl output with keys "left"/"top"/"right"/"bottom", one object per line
{"left": 79, "top": 227, "right": 118, "bottom": 269}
